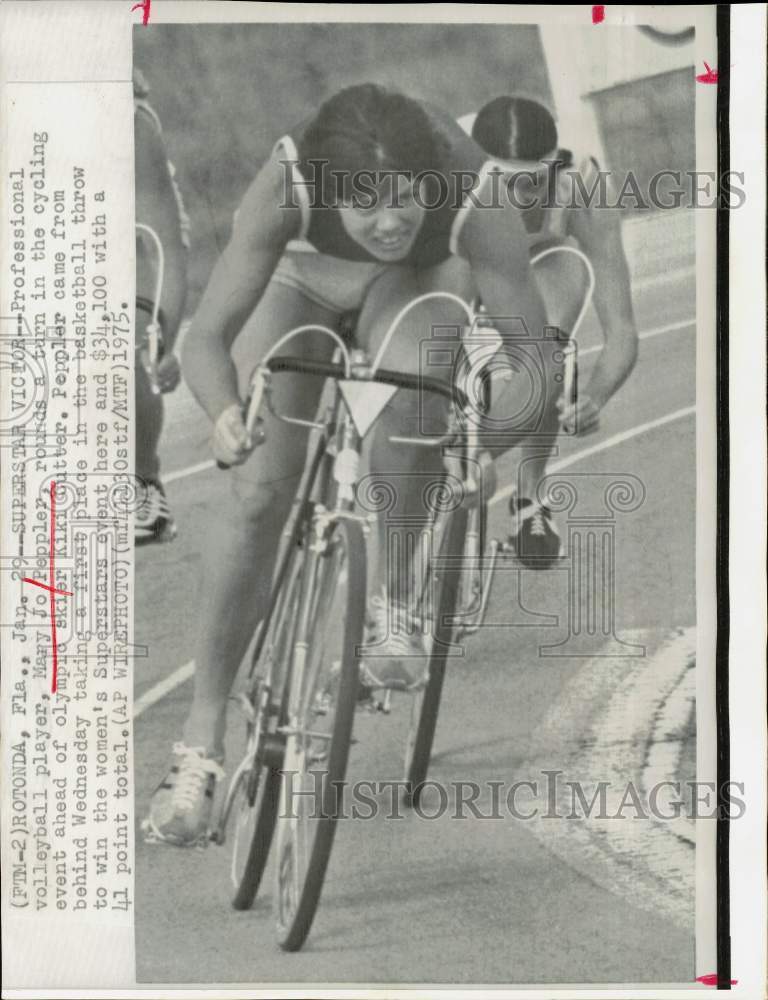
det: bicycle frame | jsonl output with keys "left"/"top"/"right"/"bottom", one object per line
{"left": 220, "top": 240, "right": 596, "bottom": 710}
{"left": 244, "top": 344, "right": 501, "bottom": 665}
{"left": 135, "top": 222, "right": 166, "bottom": 394}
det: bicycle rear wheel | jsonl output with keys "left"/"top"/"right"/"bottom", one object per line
{"left": 403, "top": 505, "right": 468, "bottom": 807}
{"left": 274, "top": 516, "right": 366, "bottom": 951}
{"left": 219, "top": 534, "right": 305, "bottom": 910}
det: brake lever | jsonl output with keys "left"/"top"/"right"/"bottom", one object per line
{"left": 216, "top": 366, "right": 270, "bottom": 470}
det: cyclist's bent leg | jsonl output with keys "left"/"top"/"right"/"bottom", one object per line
{"left": 183, "top": 282, "right": 341, "bottom": 758}
{"left": 488, "top": 243, "right": 591, "bottom": 566}
{"left": 143, "top": 281, "right": 341, "bottom": 847}
{"left": 145, "top": 252, "right": 390, "bottom": 845}
{"left": 134, "top": 227, "right": 186, "bottom": 545}
{"left": 356, "top": 260, "right": 474, "bottom": 689}
{"left": 518, "top": 243, "right": 590, "bottom": 493}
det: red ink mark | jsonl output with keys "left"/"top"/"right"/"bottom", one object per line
{"left": 22, "top": 481, "right": 72, "bottom": 693}
{"left": 592, "top": 5, "right": 605, "bottom": 24}
{"left": 22, "top": 578, "right": 72, "bottom": 596}
{"left": 696, "top": 974, "right": 738, "bottom": 987}
{"left": 131, "top": 0, "right": 151, "bottom": 25}
{"left": 696, "top": 62, "right": 719, "bottom": 84}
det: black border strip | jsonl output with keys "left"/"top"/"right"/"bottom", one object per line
{"left": 715, "top": 2, "right": 731, "bottom": 990}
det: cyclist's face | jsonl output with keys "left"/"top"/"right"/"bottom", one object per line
{"left": 338, "top": 174, "right": 425, "bottom": 261}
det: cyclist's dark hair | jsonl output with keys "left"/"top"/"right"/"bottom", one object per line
{"left": 472, "top": 96, "right": 558, "bottom": 162}
{"left": 299, "top": 83, "right": 449, "bottom": 205}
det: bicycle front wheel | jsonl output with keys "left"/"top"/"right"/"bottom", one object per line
{"left": 223, "top": 536, "right": 305, "bottom": 910}
{"left": 274, "top": 516, "right": 366, "bottom": 951}
{"left": 403, "top": 505, "right": 468, "bottom": 807}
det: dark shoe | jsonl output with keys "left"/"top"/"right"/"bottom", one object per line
{"left": 507, "top": 495, "right": 562, "bottom": 569}
{"left": 135, "top": 478, "right": 176, "bottom": 545}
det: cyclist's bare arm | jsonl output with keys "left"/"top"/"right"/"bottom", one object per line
{"left": 567, "top": 186, "right": 639, "bottom": 409}
{"left": 182, "top": 154, "right": 300, "bottom": 423}
{"left": 458, "top": 188, "right": 548, "bottom": 342}
{"left": 135, "top": 112, "right": 187, "bottom": 349}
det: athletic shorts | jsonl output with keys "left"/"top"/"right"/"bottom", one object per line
{"left": 271, "top": 242, "right": 389, "bottom": 314}
{"left": 266, "top": 228, "right": 571, "bottom": 313}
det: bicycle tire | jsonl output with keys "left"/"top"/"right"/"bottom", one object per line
{"left": 224, "top": 536, "right": 305, "bottom": 910}
{"left": 403, "top": 505, "right": 469, "bottom": 807}
{"left": 274, "top": 516, "right": 365, "bottom": 951}
{"left": 229, "top": 757, "right": 283, "bottom": 910}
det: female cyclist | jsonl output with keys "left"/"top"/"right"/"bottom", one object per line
{"left": 144, "top": 83, "right": 580, "bottom": 847}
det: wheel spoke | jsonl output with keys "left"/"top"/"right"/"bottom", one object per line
{"left": 218, "top": 537, "right": 306, "bottom": 911}
{"left": 273, "top": 517, "right": 365, "bottom": 950}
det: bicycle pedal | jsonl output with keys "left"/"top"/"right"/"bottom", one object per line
{"left": 356, "top": 689, "right": 392, "bottom": 714}
{"left": 355, "top": 695, "right": 378, "bottom": 714}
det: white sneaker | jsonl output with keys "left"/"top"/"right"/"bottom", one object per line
{"left": 142, "top": 743, "right": 224, "bottom": 848}
{"left": 360, "top": 592, "right": 429, "bottom": 691}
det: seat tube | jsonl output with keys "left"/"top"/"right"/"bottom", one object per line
{"left": 332, "top": 412, "right": 362, "bottom": 512}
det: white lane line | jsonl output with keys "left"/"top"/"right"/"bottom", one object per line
{"left": 632, "top": 264, "right": 696, "bottom": 291}
{"left": 522, "top": 627, "right": 697, "bottom": 929}
{"left": 134, "top": 403, "right": 696, "bottom": 721}
{"left": 579, "top": 317, "right": 693, "bottom": 359}
{"left": 489, "top": 404, "right": 696, "bottom": 506}
{"left": 134, "top": 660, "right": 194, "bottom": 719}
{"left": 165, "top": 458, "right": 216, "bottom": 485}
{"left": 160, "top": 318, "right": 695, "bottom": 489}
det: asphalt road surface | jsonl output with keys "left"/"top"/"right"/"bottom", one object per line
{"left": 134, "top": 212, "right": 698, "bottom": 985}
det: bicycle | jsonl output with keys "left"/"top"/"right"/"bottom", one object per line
{"left": 210, "top": 249, "right": 594, "bottom": 951}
